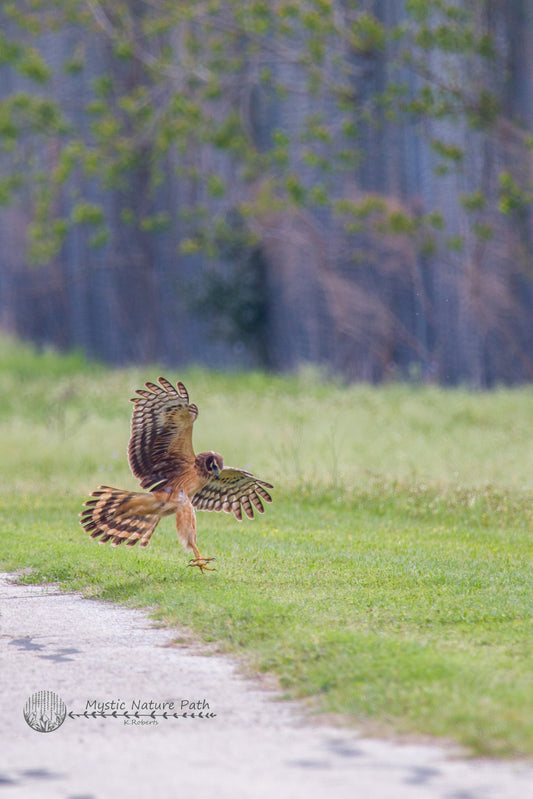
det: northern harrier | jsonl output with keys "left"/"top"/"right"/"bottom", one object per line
{"left": 80, "top": 377, "right": 273, "bottom": 572}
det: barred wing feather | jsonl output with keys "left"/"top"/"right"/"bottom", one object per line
{"left": 128, "top": 377, "right": 198, "bottom": 489}
{"left": 192, "top": 468, "right": 273, "bottom": 521}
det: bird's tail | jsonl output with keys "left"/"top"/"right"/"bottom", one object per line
{"left": 80, "top": 486, "right": 176, "bottom": 548}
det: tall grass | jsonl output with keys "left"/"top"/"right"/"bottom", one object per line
{"left": 3, "top": 336, "right": 533, "bottom": 496}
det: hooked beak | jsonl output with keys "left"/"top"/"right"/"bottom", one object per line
{"left": 213, "top": 463, "right": 220, "bottom": 478}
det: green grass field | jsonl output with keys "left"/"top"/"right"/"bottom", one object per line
{"left": 1, "top": 337, "right": 532, "bottom": 757}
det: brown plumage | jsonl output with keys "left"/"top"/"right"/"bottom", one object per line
{"left": 80, "top": 377, "right": 273, "bottom": 572}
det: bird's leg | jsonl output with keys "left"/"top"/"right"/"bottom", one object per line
{"left": 188, "top": 543, "right": 216, "bottom": 573}
{"left": 174, "top": 494, "right": 215, "bottom": 573}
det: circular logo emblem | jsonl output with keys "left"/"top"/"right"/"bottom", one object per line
{"left": 23, "top": 691, "right": 67, "bottom": 733}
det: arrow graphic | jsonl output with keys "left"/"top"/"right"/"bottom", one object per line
{"left": 68, "top": 710, "right": 217, "bottom": 720}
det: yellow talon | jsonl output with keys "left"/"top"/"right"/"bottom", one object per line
{"left": 188, "top": 556, "right": 216, "bottom": 573}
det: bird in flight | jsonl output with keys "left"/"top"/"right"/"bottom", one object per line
{"left": 80, "top": 377, "right": 273, "bottom": 572}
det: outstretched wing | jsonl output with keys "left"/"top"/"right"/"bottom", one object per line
{"left": 192, "top": 467, "right": 273, "bottom": 520}
{"left": 128, "top": 377, "right": 198, "bottom": 489}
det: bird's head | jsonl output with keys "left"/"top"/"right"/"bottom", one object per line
{"left": 197, "top": 451, "right": 223, "bottom": 479}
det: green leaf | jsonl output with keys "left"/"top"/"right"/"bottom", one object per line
{"left": 460, "top": 191, "right": 486, "bottom": 212}
{"left": 285, "top": 173, "right": 306, "bottom": 206}
{"left": 140, "top": 212, "right": 170, "bottom": 232}
{"left": 71, "top": 202, "right": 105, "bottom": 226}
{"left": 19, "top": 51, "right": 51, "bottom": 83}
{"left": 89, "top": 229, "right": 109, "bottom": 248}
{"left": 473, "top": 222, "right": 494, "bottom": 240}
{"left": 179, "top": 237, "right": 201, "bottom": 254}
{"left": 430, "top": 139, "right": 464, "bottom": 162}
{"left": 426, "top": 211, "right": 445, "bottom": 230}
{"left": 309, "top": 184, "right": 329, "bottom": 206}
{"left": 445, "top": 235, "right": 464, "bottom": 251}
{"left": 351, "top": 12, "right": 386, "bottom": 53}
{"left": 207, "top": 175, "right": 226, "bottom": 198}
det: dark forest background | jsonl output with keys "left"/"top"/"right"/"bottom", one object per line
{"left": 1, "top": 0, "right": 533, "bottom": 386}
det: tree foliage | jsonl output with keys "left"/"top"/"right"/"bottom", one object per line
{"left": 0, "top": 0, "right": 519, "bottom": 257}
{"left": 0, "top": 1, "right": 532, "bottom": 382}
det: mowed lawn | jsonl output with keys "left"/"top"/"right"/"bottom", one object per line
{"left": 1, "top": 338, "right": 532, "bottom": 757}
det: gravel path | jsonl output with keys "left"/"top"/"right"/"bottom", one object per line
{"left": 1, "top": 573, "right": 531, "bottom": 799}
